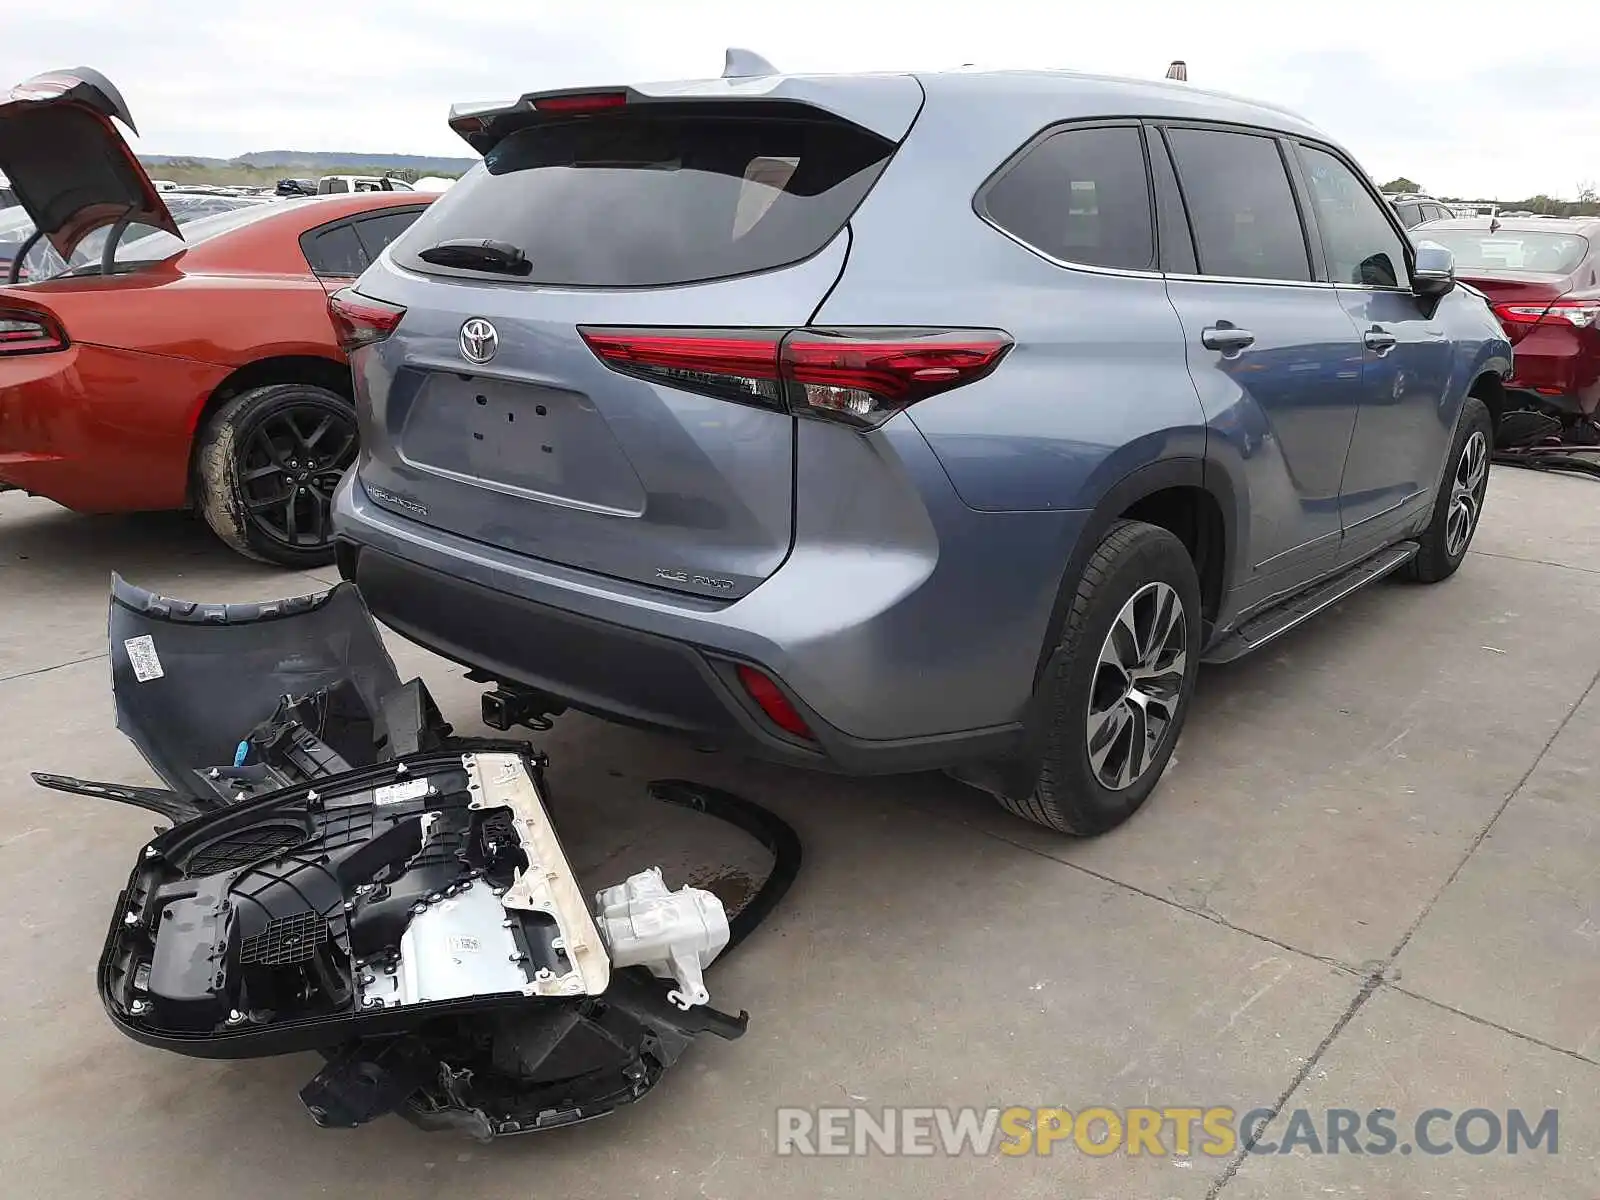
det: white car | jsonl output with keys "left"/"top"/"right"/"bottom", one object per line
{"left": 317, "top": 174, "right": 414, "bottom": 194}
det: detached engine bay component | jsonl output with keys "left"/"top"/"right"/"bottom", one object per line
{"left": 109, "top": 751, "right": 610, "bottom": 1055}
{"left": 35, "top": 575, "right": 801, "bottom": 1139}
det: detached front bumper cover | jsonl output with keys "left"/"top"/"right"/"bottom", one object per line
{"left": 33, "top": 575, "right": 800, "bottom": 1139}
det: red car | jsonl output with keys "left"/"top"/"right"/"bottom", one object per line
{"left": 0, "top": 68, "right": 434, "bottom": 565}
{"left": 1416, "top": 216, "right": 1600, "bottom": 427}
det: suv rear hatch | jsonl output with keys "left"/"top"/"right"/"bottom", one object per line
{"left": 348, "top": 76, "right": 922, "bottom": 599}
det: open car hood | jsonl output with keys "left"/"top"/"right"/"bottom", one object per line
{"left": 0, "top": 67, "right": 177, "bottom": 261}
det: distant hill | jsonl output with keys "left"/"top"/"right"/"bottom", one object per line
{"left": 140, "top": 151, "right": 478, "bottom": 174}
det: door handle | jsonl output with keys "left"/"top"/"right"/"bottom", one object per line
{"left": 1363, "top": 327, "right": 1398, "bottom": 353}
{"left": 1201, "top": 326, "right": 1256, "bottom": 353}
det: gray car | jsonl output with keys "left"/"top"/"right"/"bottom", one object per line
{"left": 328, "top": 63, "right": 1511, "bottom": 836}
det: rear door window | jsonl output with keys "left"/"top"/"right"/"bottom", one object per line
{"left": 979, "top": 125, "right": 1155, "bottom": 271}
{"left": 1165, "top": 128, "right": 1311, "bottom": 281}
{"left": 394, "top": 108, "right": 895, "bottom": 287}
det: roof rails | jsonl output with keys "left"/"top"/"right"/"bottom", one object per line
{"left": 723, "top": 48, "right": 779, "bottom": 79}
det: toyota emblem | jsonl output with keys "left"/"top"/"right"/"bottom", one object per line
{"left": 459, "top": 318, "right": 499, "bottom": 365}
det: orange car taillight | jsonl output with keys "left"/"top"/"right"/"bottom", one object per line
{"left": 327, "top": 288, "right": 406, "bottom": 354}
{"left": 0, "top": 307, "right": 67, "bottom": 355}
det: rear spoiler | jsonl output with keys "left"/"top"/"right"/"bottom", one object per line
{"left": 447, "top": 52, "right": 923, "bottom": 156}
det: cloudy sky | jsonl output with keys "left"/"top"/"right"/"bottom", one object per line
{"left": 9, "top": 1, "right": 1596, "bottom": 200}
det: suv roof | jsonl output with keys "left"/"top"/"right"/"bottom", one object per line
{"left": 917, "top": 67, "right": 1322, "bottom": 131}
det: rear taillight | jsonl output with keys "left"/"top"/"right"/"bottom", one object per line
{"left": 735, "top": 665, "right": 814, "bottom": 741}
{"left": 579, "top": 327, "right": 1013, "bottom": 429}
{"left": 579, "top": 329, "right": 785, "bottom": 409}
{"left": 1493, "top": 299, "right": 1600, "bottom": 338}
{"left": 0, "top": 308, "right": 67, "bottom": 355}
{"left": 328, "top": 289, "right": 406, "bottom": 353}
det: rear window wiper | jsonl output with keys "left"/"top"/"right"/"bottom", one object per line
{"left": 416, "top": 238, "right": 533, "bottom": 276}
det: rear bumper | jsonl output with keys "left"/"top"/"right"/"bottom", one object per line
{"left": 332, "top": 424, "right": 1087, "bottom": 775}
{"left": 0, "top": 343, "right": 211, "bottom": 511}
{"left": 1504, "top": 334, "right": 1600, "bottom": 416}
{"left": 337, "top": 539, "right": 1021, "bottom": 774}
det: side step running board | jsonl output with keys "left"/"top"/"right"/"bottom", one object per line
{"left": 1203, "top": 541, "right": 1418, "bottom": 664}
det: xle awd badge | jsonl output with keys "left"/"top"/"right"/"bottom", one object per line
{"left": 656, "top": 568, "right": 735, "bottom": 591}
{"left": 460, "top": 317, "right": 498, "bottom": 365}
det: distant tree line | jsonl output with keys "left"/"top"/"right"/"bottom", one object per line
{"left": 1380, "top": 177, "right": 1600, "bottom": 217}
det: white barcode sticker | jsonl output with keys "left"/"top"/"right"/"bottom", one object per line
{"left": 123, "top": 635, "right": 164, "bottom": 683}
{"left": 374, "top": 778, "right": 430, "bottom": 806}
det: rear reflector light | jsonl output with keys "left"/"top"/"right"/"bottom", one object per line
{"left": 328, "top": 289, "right": 406, "bottom": 353}
{"left": 0, "top": 308, "right": 67, "bottom": 355}
{"left": 579, "top": 327, "right": 1013, "bottom": 429}
{"left": 533, "top": 92, "right": 628, "bottom": 114}
{"left": 735, "top": 665, "right": 814, "bottom": 740}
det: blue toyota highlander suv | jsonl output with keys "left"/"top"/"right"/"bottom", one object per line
{"left": 326, "top": 62, "right": 1512, "bottom": 836}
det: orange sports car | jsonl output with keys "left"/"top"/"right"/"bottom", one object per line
{"left": 0, "top": 67, "right": 434, "bottom": 565}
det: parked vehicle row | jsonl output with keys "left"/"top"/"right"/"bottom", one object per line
{"left": 0, "top": 62, "right": 1517, "bottom": 837}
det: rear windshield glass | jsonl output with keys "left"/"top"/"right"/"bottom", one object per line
{"left": 5, "top": 195, "right": 278, "bottom": 282}
{"left": 395, "top": 109, "right": 895, "bottom": 287}
{"left": 1418, "top": 229, "right": 1589, "bottom": 274}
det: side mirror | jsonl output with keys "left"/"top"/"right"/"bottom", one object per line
{"left": 1412, "top": 242, "right": 1456, "bottom": 299}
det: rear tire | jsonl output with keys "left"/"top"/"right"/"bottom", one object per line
{"left": 195, "top": 383, "right": 358, "bottom": 568}
{"left": 1400, "top": 396, "right": 1491, "bottom": 584}
{"left": 994, "top": 520, "right": 1202, "bottom": 836}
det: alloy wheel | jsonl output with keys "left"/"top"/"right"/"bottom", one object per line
{"left": 1445, "top": 429, "right": 1488, "bottom": 559}
{"left": 236, "top": 400, "right": 358, "bottom": 550}
{"left": 1086, "top": 581, "right": 1188, "bottom": 791}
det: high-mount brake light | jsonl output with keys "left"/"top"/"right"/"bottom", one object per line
{"left": 579, "top": 327, "right": 1013, "bottom": 429}
{"left": 327, "top": 289, "right": 406, "bottom": 354}
{"left": 533, "top": 92, "right": 628, "bottom": 114}
{"left": 0, "top": 308, "right": 67, "bottom": 355}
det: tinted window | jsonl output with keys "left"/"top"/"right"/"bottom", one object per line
{"left": 1396, "top": 203, "right": 1423, "bottom": 229}
{"left": 302, "top": 223, "right": 367, "bottom": 276}
{"left": 396, "top": 110, "right": 894, "bottom": 287}
{"left": 354, "top": 209, "right": 423, "bottom": 260}
{"left": 322, "top": 178, "right": 350, "bottom": 194}
{"left": 982, "top": 126, "right": 1154, "bottom": 271}
{"left": 1298, "top": 146, "right": 1409, "bottom": 288}
{"left": 1166, "top": 129, "right": 1310, "bottom": 281}
{"left": 1417, "top": 229, "right": 1590, "bottom": 274}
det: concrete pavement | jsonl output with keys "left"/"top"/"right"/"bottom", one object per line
{"left": 1, "top": 467, "right": 1596, "bottom": 1198}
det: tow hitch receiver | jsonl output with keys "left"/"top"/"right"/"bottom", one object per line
{"left": 33, "top": 575, "right": 800, "bottom": 1139}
